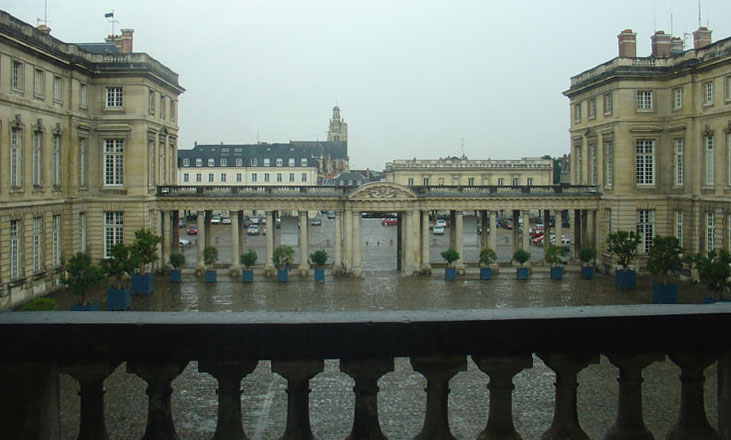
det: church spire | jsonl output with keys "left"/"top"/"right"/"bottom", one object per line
{"left": 327, "top": 105, "right": 347, "bottom": 142}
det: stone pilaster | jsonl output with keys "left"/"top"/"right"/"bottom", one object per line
{"left": 340, "top": 358, "right": 394, "bottom": 440}
{"left": 667, "top": 352, "right": 720, "bottom": 440}
{"left": 344, "top": 210, "right": 353, "bottom": 274}
{"left": 127, "top": 361, "right": 188, "bottom": 440}
{"left": 162, "top": 211, "right": 171, "bottom": 268}
{"left": 521, "top": 210, "right": 530, "bottom": 252}
{"left": 171, "top": 211, "right": 180, "bottom": 257}
{"left": 265, "top": 211, "right": 275, "bottom": 276}
{"left": 62, "top": 361, "right": 120, "bottom": 440}
{"left": 205, "top": 210, "right": 212, "bottom": 249}
{"left": 353, "top": 211, "right": 362, "bottom": 277}
{"left": 481, "top": 210, "right": 489, "bottom": 250}
{"left": 411, "top": 354, "right": 467, "bottom": 440}
{"left": 489, "top": 211, "right": 498, "bottom": 253}
{"left": 421, "top": 211, "right": 432, "bottom": 273}
{"left": 299, "top": 211, "right": 310, "bottom": 275}
{"left": 334, "top": 211, "right": 342, "bottom": 273}
{"left": 196, "top": 210, "right": 206, "bottom": 275}
{"left": 512, "top": 210, "right": 520, "bottom": 255}
{"left": 543, "top": 210, "right": 551, "bottom": 253}
{"left": 454, "top": 212, "right": 464, "bottom": 274}
{"left": 230, "top": 212, "right": 241, "bottom": 276}
{"left": 554, "top": 210, "right": 563, "bottom": 255}
{"left": 272, "top": 359, "right": 325, "bottom": 440}
{"left": 198, "top": 360, "right": 258, "bottom": 440}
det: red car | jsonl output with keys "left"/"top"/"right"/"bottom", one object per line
{"left": 382, "top": 218, "right": 398, "bottom": 226}
{"left": 186, "top": 226, "right": 198, "bottom": 235}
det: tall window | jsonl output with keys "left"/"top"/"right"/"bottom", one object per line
{"left": 32, "top": 131, "right": 42, "bottom": 186}
{"left": 53, "top": 76, "right": 63, "bottom": 103}
{"left": 301, "top": 173, "right": 307, "bottom": 182}
{"left": 674, "top": 139, "right": 684, "bottom": 186}
{"left": 78, "top": 137, "right": 87, "bottom": 187}
{"left": 11, "top": 60, "right": 24, "bottom": 91}
{"left": 195, "top": 173, "right": 201, "bottom": 182}
{"left": 676, "top": 211, "right": 683, "bottom": 247}
{"left": 105, "top": 87, "right": 123, "bottom": 107}
{"left": 183, "top": 173, "right": 189, "bottom": 183}
{"left": 705, "top": 134, "right": 714, "bottom": 186}
{"left": 32, "top": 217, "right": 42, "bottom": 273}
{"left": 704, "top": 81, "right": 714, "bottom": 105}
{"left": 637, "top": 210, "right": 654, "bottom": 254}
{"left": 34, "top": 69, "right": 44, "bottom": 97}
{"left": 220, "top": 158, "right": 227, "bottom": 166}
{"left": 301, "top": 158, "right": 307, "bottom": 166}
{"left": 221, "top": 173, "right": 226, "bottom": 182}
{"left": 10, "top": 220, "right": 20, "bottom": 279}
{"left": 423, "top": 177, "right": 429, "bottom": 186}
{"left": 276, "top": 173, "right": 283, "bottom": 182}
{"left": 673, "top": 87, "right": 683, "bottom": 110}
{"left": 79, "top": 83, "right": 87, "bottom": 108}
{"left": 604, "top": 139, "right": 613, "bottom": 187}
{"left": 264, "top": 173, "right": 270, "bottom": 182}
{"left": 588, "top": 98, "right": 596, "bottom": 119}
{"left": 574, "top": 103, "right": 581, "bottom": 122}
{"left": 527, "top": 177, "right": 533, "bottom": 186}
{"left": 170, "top": 100, "right": 176, "bottom": 121}
{"left": 728, "top": 135, "right": 731, "bottom": 186}
{"left": 159, "top": 138, "right": 167, "bottom": 184}
{"left": 726, "top": 76, "right": 731, "bottom": 101}
{"left": 251, "top": 173, "right": 257, "bottom": 183}
{"left": 707, "top": 211, "right": 715, "bottom": 252}
{"left": 635, "top": 139, "right": 654, "bottom": 185}
{"left": 149, "top": 90, "right": 155, "bottom": 114}
{"left": 236, "top": 173, "right": 242, "bottom": 182}
{"left": 236, "top": 158, "right": 242, "bottom": 167}
{"left": 148, "top": 140, "right": 155, "bottom": 189}
{"left": 10, "top": 128, "right": 22, "bottom": 188}
{"left": 407, "top": 178, "right": 414, "bottom": 186}
{"left": 512, "top": 177, "right": 518, "bottom": 186}
{"left": 79, "top": 212, "right": 87, "bottom": 253}
{"left": 208, "top": 173, "right": 214, "bottom": 182}
{"left": 590, "top": 143, "right": 597, "bottom": 185}
{"left": 288, "top": 173, "right": 295, "bottom": 182}
{"left": 52, "top": 135, "right": 61, "bottom": 187}
{"left": 603, "top": 92, "right": 612, "bottom": 114}
{"left": 104, "top": 139, "right": 125, "bottom": 186}
{"left": 160, "top": 96, "right": 166, "bottom": 119}
{"left": 104, "top": 212, "right": 124, "bottom": 258}
{"left": 637, "top": 91, "right": 653, "bottom": 110}
{"left": 52, "top": 215, "right": 60, "bottom": 267}
{"left": 575, "top": 143, "right": 583, "bottom": 184}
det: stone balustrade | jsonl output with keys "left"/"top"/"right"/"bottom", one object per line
{"left": 3, "top": 305, "right": 729, "bottom": 439}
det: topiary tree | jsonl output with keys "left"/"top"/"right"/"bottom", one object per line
{"left": 693, "top": 249, "right": 731, "bottom": 300}
{"left": 101, "top": 244, "right": 137, "bottom": 290}
{"left": 272, "top": 245, "right": 294, "bottom": 270}
{"left": 203, "top": 247, "right": 219, "bottom": 268}
{"left": 63, "top": 252, "right": 105, "bottom": 305}
{"left": 579, "top": 247, "right": 597, "bottom": 267}
{"left": 544, "top": 245, "right": 565, "bottom": 268}
{"left": 240, "top": 249, "right": 258, "bottom": 269}
{"left": 607, "top": 231, "right": 640, "bottom": 270}
{"left": 168, "top": 252, "right": 186, "bottom": 270}
{"left": 131, "top": 228, "right": 162, "bottom": 274}
{"left": 441, "top": 248, "right": 460, "bottom": 268}
{"left": 512, "top": 248, "right": 531, "bottom": 267}
{"left": 310, "top": 249, "right": 328, "bottom": 268}
{"left": 479, "top": 248, "right": 498, "bottom": 267}
{"left": 646, "top": 235, "right": 683, "bottom": 285}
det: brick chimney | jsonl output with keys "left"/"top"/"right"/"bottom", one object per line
{"left": 651, "top": 31, "right": 672, "bottom": 57}
{"left": 105, "top": 28, "right": 134, "bottom": 53}
{"left": 671, "top": 37, "right": 684, "bottom": 55}
{"left": 617, "top": 29, "right": 637, "bottom": 58}
{"left": 693, "top": 26, "right": 712, "bottom": 49}
{"left": 37, "top": 24, "right": 51, "bottom": 35}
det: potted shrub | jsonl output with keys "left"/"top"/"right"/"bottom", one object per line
{"left": 647, "top": 235, "right": 682, "bottom": 304}
{"left": 19, "top": 297, "right": 56, "bottom": 311}
{"left": 607, "top": 230, "right": 639, "bottom": 290}
{"left": 273, "top": 245, "right": 294, "bottom": 282}
{"left": 130, "top": 228, "right": 162, "bottom": 295}
{"left": 513, "top": 248, "right": 531, "bottom": 280}
{"left": 579, "top": 247, "right": 597, "bottom": 280}
{"left": 310, "top": 249, "right": 328, "bottom": 282}
{"left": 693, "top": 249, "right": 731, "bottom": 303}
{"left": 479, "top": 248, "right": 498, "bottom": 280}
{"left": 168, "top": 252, "right": 186, "bottom": 283}
{"left": 100, "top": 244, "right": 136, "bottom": 311}
{"left": 62, "top": 252, "right": 105, "bottom": 311}
{"left": 240, "top": 249, "right": 257, "bottom": 283}
{"left": 203, "top": 247, "right": 219, "bottom": 283}
{"left": 545, "top": 245, "right": 565, "bottom": 280}
{"left": 441, "top": 248, "right": 460, "bottom": 281}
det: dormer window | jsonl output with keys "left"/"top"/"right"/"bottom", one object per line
{"left": 288, "top": 158, "right": 295, "bottom": 167}
{"left": 263, "top": 158, "right": 270, "bottom": 167}
{"left": 183, "top": 158, "right": 190, "bottom": 167}
{"left": 276, "top": 158, "right": 283, "bottom": 167}
{"left": 220, "top": 158, "right": 227, "bottom": 166}
{"left": 195, "top": 158, "right": 202, "bottom": 167}
{"left": 208, "top": 158, "right": 215, "bottom": 166}
{"left": 251, "top": 158, "right": 258, "bottom": 166}
{"left": 301, "top": 158, "right": 308, "bottom": 167}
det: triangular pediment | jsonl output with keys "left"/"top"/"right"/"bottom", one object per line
{"left": 348, "top": 182, "right": 417, "bottom": 201}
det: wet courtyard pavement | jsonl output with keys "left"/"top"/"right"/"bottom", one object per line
{"left": 49, "top": 218, "right": 721, "bottom": 439}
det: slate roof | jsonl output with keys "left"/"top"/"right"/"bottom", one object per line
{"left": 178, "top": 141, "right": 347, "bottom": 168}
{"left": 75, "top": 43, "right": 121, "bottom": 55}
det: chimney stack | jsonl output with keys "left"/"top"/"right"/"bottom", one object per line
{"left": 671, "top": 37, "right": 684, "bottom": 55}
{"left": 37, "top": 24, "right": 51, "bottom": 35}
{"left": 693, "top": 26, "right": 712, "bottom": 49}
{"left": 651, "top": 31, "right": 672, "bottom": 57}
{"left": 105, "top": 28, "right": 135, "bottom": 53}
{"left": 618, "top": 29, "right": 637, "bottom": 58}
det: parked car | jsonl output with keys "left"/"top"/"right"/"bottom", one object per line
{"left": 247, "top": 225, "right": 260, "bottom": 235}
{"left": 222, "top": 217, "right": 232, "bottom": 225}
{"left": 311, "top": 217, "right": 322, "bottom": 226}
{"left": 382, "top": 218, "right": 398, "bottom": 226}
{"left": 243, "top": 216, "right": 252, "bottom": 228}
{"left": 211, "top": 216, "right": 221, "bottom": 224}
{"left": 179, "top": 239, "right": 190, "bottom": 248}
{"left": 327, "top": 210, "right": 335, "bottom": 219}
{"left": 250, "top": 217, "right": 259, "bottom": 225}
{"left": 187, "top": 227, "right": 198, "bottom": 235}
{"left": 436, "top": 219, "right": 447, "bottom": 228}
{"left": 433, "top": 225, "right": 445, "bottom": 235}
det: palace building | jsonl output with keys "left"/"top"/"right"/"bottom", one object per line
{"left": 0, "top": 11, "right": 183, "bottom": 308}
{"left": 565, "top": 27, "right": 731, "bottom": 265}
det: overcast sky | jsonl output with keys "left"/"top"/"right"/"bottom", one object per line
{"left": 6, "top": 1, "right": 731, "bottom": 170}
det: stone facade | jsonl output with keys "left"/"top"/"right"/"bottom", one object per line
{"left": 565, "top": 27, "right": 731, "bottom": 266}
{"left": 0, "top": 11, "right": 183, "bottom": 308}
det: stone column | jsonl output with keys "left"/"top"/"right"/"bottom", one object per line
{"left": 574, "top": 209, "right": 582, "bottom": 258}
{"left": 198, "top": 360, "right": 258, "bottom": 440}
{"left": 543, "top": 210, "right": 551, "bottom": 253}
{"left": 230, "top": 212, "right": 241, "bottom": 276}
{"left": 299, "top": 211, "right": 310, "bottom": 275}
{"left": 162, "top": 211, "right": 171, "bottom": 267}
{"left": 667, "top": 352, "right": 720, "bottom": 440}
{"left": 403, "top": 211, "right": 415, "bottom": 275}
{"left": 344, "top": 210, "right": 353, "bottom": 274}
{"left": 127, "top": 361, "right": 188, "bottom": 440}
{"left": 521, "top": 210, "right": 530, "bottom": 252}
{"left": 340, "top": 358, "right": 394, "bottom": 440}
{"left": 237, "top": 211, "right": 245, "bottom": 256}
{"left": 719, "top": 353, "right": 731, "bottom": 440}
{"left": 555, "top": 210, "right": 563, "bottom": 254}
{"left": 62, "top": 361, "right": 120, "bottom": 440}
{"left": 265, "top": 210, "right": 275, "bottom": 275}
{"left": 205, "top": 210, "right": 212, "bottom": 248}
{"left": 538, "top": 353, "right": 599, "bottom": 440}
{"left": 449, "top": 210, "right": 456, "bottom": 249}
{"left": 196, "top": 210, "right": 206, "bottom": 274}
{"left": 512, "top": 210, "right": 520, "bottom": 254}
{"left": 581, "top": 210, "right": 589, "bottom": 249}
{"left": 171, "top": 211, "right": 180, "bottom": 256}
{"left": 605, "top": 352, "right": 665, "bottom": 440}
{"left": 411, "top": 355, "right": 467, "bottom": 440}
{"left": 421, "top": 211, "right": 432, "bottom": 273}
{"left": 411, "top": 209, "right": 421, "bottom": 272}
{"left": 489, "top": 211, "right": 498, "bottom": 253}
{"left": 353, "top": 211, "right": 363, "bottom": 277}
{"left": 481, "top": 210, "right": 489, "bottom": 250}
{"left": 473, "top": 354, "right": 533, "bottom": 440}
{"left": 593, "top": 210, "right": 601, "bottom": 249}
{"left": 334, "top": 211, "right": 342, "bottom": 272}
{"left": 454, "top": 211, "right": 464, "bottom": 274}
{"left": 272, "top": 359, "right": 325, "bottom": 440}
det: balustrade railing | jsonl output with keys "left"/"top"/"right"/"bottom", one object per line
{"left": 3, "top": 305, "right": 729, "bottom": 439}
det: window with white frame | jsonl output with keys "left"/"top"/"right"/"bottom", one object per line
{"left": 251, "top": 158, "right": 258, "bottom": 166}
{"left": 160, "top": 96, "right": 166, "bottom": 119}
{"left": 604, "top": 139, "right": 613, "bottom": 187}
{"left": 498, "top": 177, "right": 504, "bottom": 186}
{"left": 220, "top": 158, "right": 227, "bottom": 166}
{"left": 636, "top": 210, "right": 654, "bottom": 254}
{"left": 195, "top": 173, "right": 201, "bottom": 182}
{"left": 264, "top": 173, "right": 270, "bottom": 182}
{"left": 208, "top": 173, "right": 213, "bottom": 182}
{"left": 236, "top": 173, "right": 242, "bottom": 182}
{"left": 588, "top": 98, "right": 596, "bottom": 119}
{"left": 512, "top": 177, "right": 518, "bottom": 186}
{"left": 10, "top": 128, "right": 22, "bottom": 188}
{"left": 32, "top": 217, "right": 42, "bottom": 273}
{"left": 301, "top": 173, "right": 307, "bottom": 182}
{"left": 183, "top": 158, "right": 190, "bottom": 167}
{"left": 527, "top": 177, "right": 533, "bottom": 186}
{"left": 149, "top": 90, "right": 155, "bottom": 114}
{"left": 635, "top": 139, "right": 654, "bottom": 185}
{"left": 32, "top": 131, "right": 42, "bottom": 186}
{"left": 79, "top": 83, "right": 87, "bottom": 109}
{"left": 301, "top": 158, "right": 307, "bottom": 167}
{"left": 423, "top": 177, "right": 430, "bottom": 186}
{"left": 706, "top": 211, "right": 715, "bottom": 253}
{"left": 79, "top": 212, "right": 87, "bottom": 253}
{"left": 575, "top": 143, "right": 583, "bottom": 184}
{"left": 263, "top": 158, "right": 270, "bottom": 167}
{"left": 104, "top": 212, "right": 124, "bottom": 258}
{"left": 288, "top": 173, "right": 294, "bottom": 182}
{"left": 674, "top": 139, "right": 684, "bottom": 186}
{"left": 34, "top": 68, "right": 44, "bottom": 97}
{"left": 236, "top": 158, "right": 242, "bottom": 166}
{"left": 11, "top": 60, "right": 24, "bottom": 91}
{"left": 170, "top": 100, "right": 176, "bottom": 121}
{"left": 220, "top": 173, "right": 226, "bottom": 182}
{"left": 104, "top": 139, "right": 124, "bottom": 186}
{"left": 78, "top": 137, "right": 87, "bottom": 187}
{"left": 407, "top": 178, "right": 414, "bottom": 186}
{"left": 105, "top": 87, "right": 123, "bottom": 107}
{"left": 676, "top": 210, "right": 683, "bottom": 246}
{"left": 149, "top": 142, "right": 156, "bottom": 189}
{"left": 251, "top": 173, "right": 257, "bottom": 182}
{"left": 574, "top": 102, "right": 581, "bottom": 122}
{"left": 183, "top": 173, "right": 189, "bottom": 183}
{"left": 53, "top": 76, "right": 63, "bottom": 103}
{"left": 10, "top": 220, "right": 20, "bottom": 279}
{"left": 673, "top": 87, "right": 683, "bottom": 110}
{"left": 51, "top": 135, "right": 60, "bottom": 187}
{"left": 636, "top": 90, "right": 653, "bottom": 110}
{"left": 604, "top": 92, "right": 612, "bottom": 114}
{"left": 208, "top": 158, "right": 215, "bottom": 167}
{"left": 276, "top": 173, "right": 282, "bottom": 182}
{"left": 276, "top": 158, "right": 283, "bottom": 167}
{"left": 288, "top": 158, "right": 295, "bottom": 167}
{"left": 590, "top": 143, "right": 597, "bottom": 185}
{"left": 704, "top": 81, "right": 714, "bottom": 105}
{"left": 705, "top": 134, "right": 714, "bottom": 186}
{"left": 52, "top": 215, "right": 60, "bottom": 267}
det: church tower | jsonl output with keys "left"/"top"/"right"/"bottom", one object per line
{"left": 327, "top": 105, "right": 348, "bottom": 142}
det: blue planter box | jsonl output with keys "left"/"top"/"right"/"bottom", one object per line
{"left": 168, "top": 270, "right": 181, "bottom": 283}
{"left": 205, "top": 270, "right": 217, "bottom": 283}
{"left": 703, "top": 296, "right": 717, "bottom": 304}
{"left": 70, "top": 301, "right": 99, "bottom": 311}
{"left": 445, "top": 267, "right": 456, "bottom": 281}
{"left": 314, "top": 269, "right": 325, "bottom": 282}
{"left": 615, "top": 269, "right": 636, "bottom": 290}
{"left": 277, "top": 269, "right": 289, "bottom": 283}
{"left": 106, "top": 287, "right": 130, "bottom": 311}
{"left": 652, "top": 283, "right": 677, "bottom": 304}
{"left": 480, "top": 268, "right": 493, "bottom": 280}
{"left": 242, "top": 270, "right": 253, "bottom": 283}
{"left": 131, "top": 273, "right": 153, "bottom": 295}
{"left": 581, "top": 266, "right": 594, "bottom": 280}
{"left": 516, "top": 267, "right": 529, "bottom": 280}
{"left": 550, "top": 267, "right": 563, "bottom": 280}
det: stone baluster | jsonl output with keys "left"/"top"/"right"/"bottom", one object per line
{"left": 62, "top": 361, "right": 120, "bottom": 440}
{"left": 472, "top": 354, "right": 533, "bottom": 440}
{"left": 605, "top": 352, "right": 664, "bottom": 440}
{"left": 666, "top": 352, "right": 720, "bottom": 440}
{"left": 198, "top": 360, "right": 258, "bottom": 440}
{"left": 272, "top": 359, "right": 324, "bottom": 440}
{"left": 340, "top": 358, "right": 394, "bottom": 440}
{"left": 538, "top": 353, "right": 599, "bottom": 440}
{"left": 127, "top": 361, "right": 188, "bottom": 440}
{"left": 411, "top": 354, "right": 467, "bottom": 440}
